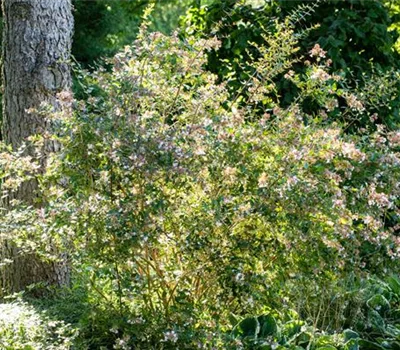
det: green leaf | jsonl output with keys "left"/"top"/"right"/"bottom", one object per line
{"left": 317, "top": 346, "right": 337, "bottom": 350}
{"left": 229, "top": 314, "right": 240, "bottom": 327}
{"left": 296, "top": 332, "right": 312, "bottom": 345}
{"left": 345, "top": 339, "right": 359, "bottom": 350}
{"left": 316, "top": 335, "right": 338, "bottom": 348}
{"left": 344, "top": 329, "right": 360, "bottom": 341}
{"left": 283, "top": 320, "right": 304, "bottom": 338}
{"left": 389, "top": 342, "right": 400, "bottom": 350}
{"left": 234, "top": 317, "right": 259, "bottom": 338}
{"left": 387, "top": 276, "right": 400, "bottom": 296}
{"left": 367, "top": 295, "right": 391, "bottom": 313}
{"left": 258, "top": 314, "right": 278, "bottom": 337}
{"left": 359, "top": 340, "right": 385, "bottom": 350}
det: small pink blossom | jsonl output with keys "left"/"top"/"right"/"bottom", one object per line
{"left": 309, "top": 43, "right": 327, "bottom": 58}
{"left": 310, "top": 68, "right": 330, "bottom": 82}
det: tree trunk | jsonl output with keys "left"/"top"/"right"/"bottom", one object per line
{"left": 1, "top": 0, "right": 73, "bottom": 295}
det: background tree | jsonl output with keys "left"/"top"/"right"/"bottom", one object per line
{"left": 182, "top": 0, "right": 400, "bottom": 128}
{"left": 1, "top": 0, "right": 73, "bottom": 295}
{"left": 72, "top": 0, "right": 204, "bottom": 67}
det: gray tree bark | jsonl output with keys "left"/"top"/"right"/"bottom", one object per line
{"left": 1, "top": 0, "right": 73, "bottom": 295}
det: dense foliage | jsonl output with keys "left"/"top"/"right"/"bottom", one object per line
{"left": 73, "top": 0, "right": 205, "bottom": 66}
{"left": 182, "top": 0, "right": 400, "bottom": 128}
{"left": 279, "top": 0, "right": 399, "bottom": 75}
{"left": 0, "top": 1, "right": 400, "bottom": 350}
{"left": 0, "top": 3, "right": 399, "bottom": 349}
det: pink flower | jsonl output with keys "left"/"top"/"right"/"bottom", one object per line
{"left": 345, "top": 94, "right": 365, "bottom": 112}
{"left": 310, "top": 68, "right": 330, "bottom": 82}
{"left": 309, "top": 44, "right": 327, "bottom": 58}
{"left": 388, "top": 131, "right": 400, "bottom": 147}
{"left": 368, "top": 185, "right": 392, "bottom": 208}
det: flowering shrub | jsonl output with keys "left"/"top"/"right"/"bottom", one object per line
{"left": 0, "top": 12, "right": 399, "bottom": 348}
